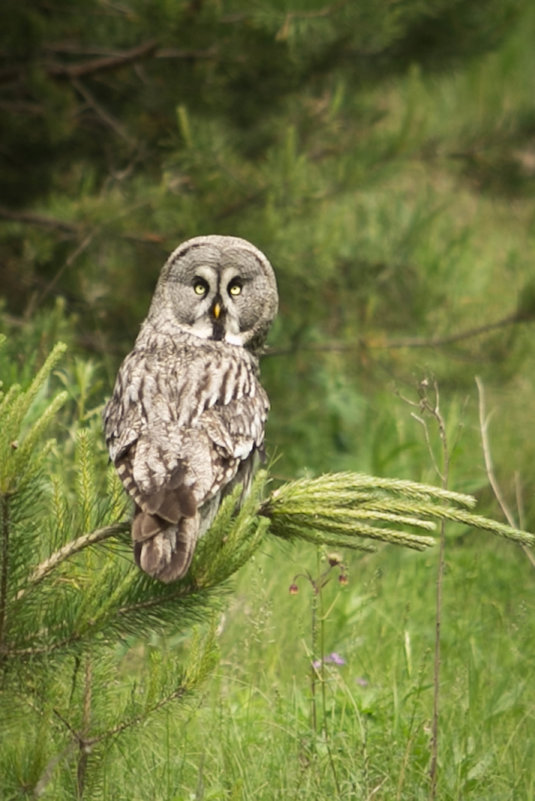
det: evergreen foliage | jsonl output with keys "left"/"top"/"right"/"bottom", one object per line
{"left": 1, "top": 339, "right": 532, "bottom": 796}
{"left": 3, "top": 0, "right": 535, "bottom": 486}
{"left": 265, "top": 472, "right": 535, "bottom": 551}
{"left": 2, "top": 0, "right": 535, "bottom": 796}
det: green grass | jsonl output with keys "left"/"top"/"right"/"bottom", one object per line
{"left": 90, "top": 534, "right": 534, "bottom": 800}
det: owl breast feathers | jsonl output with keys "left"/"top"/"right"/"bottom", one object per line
{"left": 104, "top": 235, "right": 278, "bottom": 582}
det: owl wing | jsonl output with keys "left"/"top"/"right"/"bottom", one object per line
{"left": 103, "top": 343, "right": 268, "bottom": 581}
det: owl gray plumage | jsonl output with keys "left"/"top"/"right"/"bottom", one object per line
{"left": 104, "top": 235, "right": 278, "bottom": 582}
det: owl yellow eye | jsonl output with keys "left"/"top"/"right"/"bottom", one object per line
{"left": 193, "top": 278, "right": 208, "bottom": 296}
{"left": 228, "top": 280, "right": 242, "bottom": 297}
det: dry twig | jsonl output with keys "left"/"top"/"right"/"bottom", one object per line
{"left": 476, "top": 377, "right": 535, "bottom": 569}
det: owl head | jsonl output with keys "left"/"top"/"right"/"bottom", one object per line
{"left": 147, "top": 235, "right": 278, "bottom": 352}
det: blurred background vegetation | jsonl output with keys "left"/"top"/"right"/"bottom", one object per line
{"left": 2, "top": 0, "right": 535, "bottom": 486}
{"left": 1, "top": 0, "right": 535, "bottom": 798}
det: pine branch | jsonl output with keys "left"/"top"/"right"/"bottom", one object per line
{"left": 3, "top": 342, "right": 67, "bottom": 441}
{"left": 71, "top": 77, "right": 135, "bottom": 144}
{"left": 46, "top": 40, "right": 158, "bottom": 80}
{"left": 277, "top": 0, "right": 349, "bottom": 39}
{"left": 265, "top": 308, "right": 534, "bottom": 358}
{"left": 386, "top": 310, "right": 534, "bottom": 349}
{"left": 13, "top": 392, "right": 69, "bottom": 479}
{"left": 262, "top": 472, "right": 535, "bottom": 552}
{"left": 1, "top": 633, "right": 83, "bottom": 659}
{"left": 17, "top": 523, "right": 129, "bottom": 599}
{"left": 86, "top": 683, "right": 188, "bottom": 746}
{"left": 476, "top": 377, "right": 535, "bottom": 568}
{"left": 41, "top": 39, "right": 218, "bottom": 82}
{"left": 0, "top": 495, "right": 10, "bottom": 652}
{"left": 0, "top": 207, "right": 79, "bottom": 233}
{"left": 155, "top": 47, "right": 217, "bottom": 61}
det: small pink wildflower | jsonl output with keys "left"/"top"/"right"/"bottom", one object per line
{"left": 312, "top": 652, "right": 346, "bottom": 669}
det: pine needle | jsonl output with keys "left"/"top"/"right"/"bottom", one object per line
{"left": 263, "top": 472, "right": 535, "bottom": 551}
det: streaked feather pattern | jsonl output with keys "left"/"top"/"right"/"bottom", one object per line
{"left": 104, "top": 235, "right": 277, "bottom": 582}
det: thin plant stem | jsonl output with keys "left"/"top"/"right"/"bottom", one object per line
{"left": 476, "top": 377, "right": 535, "bottom": 569}
{"left": 265, "top": 308, "right": 531, "bottom": 358}
{"left": 420, "top": 380, "right": 449, "bottom": 801}
{"left": 294, "top": 552, "right": 345, "bottom": 795}
{"left": 0, "top": 496, "right": 9, "bottom": 655}
{"left": 402, "top": 377, "right": 449, "bottom": 799}
{"left": 76, "top": 656, "right": 93, "bottom": 799}
{"left": 396, "top": 653, "right": 431, "bottom": 801}
{"left": 316, "top": 551, "right": 342, "bottom": 796}
{"left": 310, "top": 574, "right": 318, "bottom": 734}
{"left": 17, "top": 522, "right": 129, "bottom": 600}
{"left": 429, "top": 516, "right": 446, "bottom": 801}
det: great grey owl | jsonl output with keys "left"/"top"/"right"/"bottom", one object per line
{"left": 104, "top": 235, "right": 278, "bottom": 582}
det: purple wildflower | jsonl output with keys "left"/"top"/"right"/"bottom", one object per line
{"left": 312, "top": 652, "right": 346, "bottom": 669}
{"left": 326, "top": 652, "right": 346, "bottom": 665}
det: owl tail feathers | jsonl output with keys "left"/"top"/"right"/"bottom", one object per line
{"left": 128, "top": 467, "right": 199, "bottom": 582}
{"left": 132, "top": 512, "right": 199, "bottom": 583}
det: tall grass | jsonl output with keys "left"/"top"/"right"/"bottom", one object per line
{"left": 91, "top": 532, "right": 533, "bottom": 800}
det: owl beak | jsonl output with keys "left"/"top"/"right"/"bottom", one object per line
{"left": 212, "top": 301, "right": 222, "bottom": 320}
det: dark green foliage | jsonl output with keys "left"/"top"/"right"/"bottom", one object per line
{"left": 0, "top": 344, "right": 264, "bottom": 795}
{"left": 1, "top": 0, "right": 519, "bottom": 210}
{"left": 1, "top": 0, "right": 530, "bottom": 358}
{"left": 2, "top": 0, "right": 535, "bottom": 796}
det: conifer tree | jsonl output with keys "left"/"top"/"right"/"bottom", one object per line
{"left": 1, "top": 340, "right": 532, "bottom": 797}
